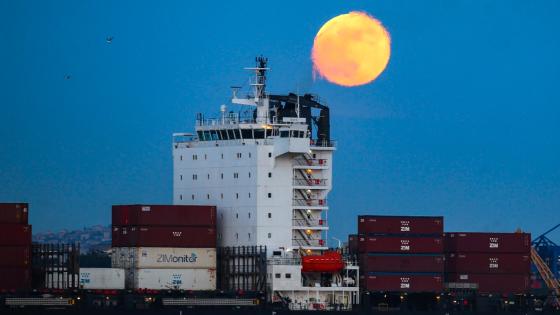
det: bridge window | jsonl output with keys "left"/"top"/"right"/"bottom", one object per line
{"left": 241, "top": 129, "right": 252, "bottom": 139}
{"left": 280, "top": 130, "right": 289, "bottom": 138}
{"left": 254, "top": 129, "right": 265, "bottom": 139}
{"left": 203, "top": 131, "right": 211, "bottom": 141}
{"left": 233, "top": 129, "right": 241, "bottom": 139}
{"left": 209, "top": 130, "right": 218, "bottom": 140}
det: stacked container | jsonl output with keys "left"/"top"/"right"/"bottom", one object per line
{"left": 357, "top": 215, "right": 444, "bottom": 293}
{"left": 444, "top": 232, "right": 531, "bottom": 294}
{"left": 0, "top": 203, "right": 32, "bottom": 291}
{"left": 111, "top": 205, "right": 217, "bottom": 290}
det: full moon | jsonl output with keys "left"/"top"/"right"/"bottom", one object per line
{"left": 312, "top": 11, "right": 391, "bottom": 87}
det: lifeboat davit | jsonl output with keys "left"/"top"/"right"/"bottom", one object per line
{"left": 301, "top": 251, "right": 344, "bottom": 273}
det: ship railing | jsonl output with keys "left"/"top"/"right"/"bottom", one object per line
{"left": 292, "top": 239, "right": 325, "bottom": 247}
{"left": 292, "top": 219, "right": 327, "bottom": 227}
{"left": 293, "top": 158, "right": 327, "bottom": 167}
{"left": 292, "top": 199, "right": 327, "bottom": 207}
{"left": 310, "top": 139, "right": 336, "bottom": 148}
{"left": 293, "top": 178, "right": 327, "bottom": 187}
{"left": 268, "top": 257, "right": 302, "bottom": 265}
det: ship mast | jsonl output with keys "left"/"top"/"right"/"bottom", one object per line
{"left": 231, "top": 56, "right": 271, "bottom": 124}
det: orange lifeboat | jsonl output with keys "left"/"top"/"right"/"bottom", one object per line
{"left": 301, "top": 251, "right": 344, "bottom": 273}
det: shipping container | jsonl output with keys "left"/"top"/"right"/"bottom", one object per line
{"left": 360, "top": 254, "right": 444, "bottom": 273}
{"left": 128, "top": 268, "right": 216, "bottom": 290}
{"left": 0, "top": 267, "right": 31, "bottom": 290}
{"left": 112, "top": 205, "right": 216, "bottom": 227}
{"left": 445, "top": 273, "right": 530, "bottom": 294}
{"left": 348, "top": 234, "right": 358, "bottom": 255}
{"left": 445, "top": 253, "right": 531, "bottom": 274}
{"left": 79, "top": 268, "right": 125, "bottom": 290}
{"left": 0, "top": 246, "right": 31, "bottom": 267}
{"left": 0, "top": 224, "right": 32, "bottom": 246}
{"left": 444, "top": 232, "right": 531, "bottom": 253}
{"left": 112, "top": 247, "right": 216, "bottom": 269}
{"left": 112, "top": 226, "right": 216, "bottom": 248}
{"left": 358, "top": 236, "right": 443, "bottom": 254}
{"left": 363, "top": 273, "right": 443, "bottom": 292}
{"left": 358, "top": 215, "right": 443, "bottom": 235}
{"left": 0, "top": 203, "right": 29, "bottom": 224}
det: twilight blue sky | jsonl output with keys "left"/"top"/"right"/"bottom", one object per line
{"left": 1, "top": 1, "right": 559, "bottom": 242}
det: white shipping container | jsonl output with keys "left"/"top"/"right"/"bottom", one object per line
{"left": 79, "top": 268, "right": 125, "bottom": 290}
{"left": 112, "top": 247, "right": 216, "bottom": 269}
{"left": 130, "top": 268, "right": 216, "bottom": 290}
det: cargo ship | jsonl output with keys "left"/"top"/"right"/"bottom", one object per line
{"left": 1, "top": 57, "right": 560, "bottom": 314}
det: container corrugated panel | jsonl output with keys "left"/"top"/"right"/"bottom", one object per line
{"left": 112, "top": 226, "right": 216, "bottom": 248}
{"left": 112, "top": 247, "right": 216, "bottom": 269}
{"left": 0, "top": 246, "right": 31, "bottom": 267}
{"left": 358, "top": 215, "right": 443, "bottom": 235}
{"left": 363, "top": 273, "right": 443, "bottom": 292}
{"left": 0, "top": 203, "right": 29, "bottom": 224}
{"left": 112, "top": 205, "right": 216, "bottom": 227}
{"left": 445, "top": 273, "right": 530, "bottom": 294}
{"left": 0, "top": 225, "right": 32, "bottom": 246}
{"left": 79, "top": 268, "right": 125, "bottom": 290}
{"left": 444, "top": 232, "right": 531, "bottom": 253}
{"left": 445, "top": 253, "right": 531, "bottom": 274}
{"left": 360, "top": 254, "right": 444, "bottom": 273}
{"left": 130, "top": 268, "right": 216, "bottom": 290}
{"left": 358, "top": 236, "right": 443, "bottom": 254}
{"left": 0, "top": 267, "right": 31, "bottom": 290}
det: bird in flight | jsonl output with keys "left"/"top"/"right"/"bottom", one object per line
{"left": 106, "top": 36, "right": 113, "bottom": 44}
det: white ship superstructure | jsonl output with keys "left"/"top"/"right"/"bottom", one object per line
{"left": 173, "top": 57, "right": 359, "bottom": 310}
{"left": 173, "top": 57, "right": 334, "bottom": 255}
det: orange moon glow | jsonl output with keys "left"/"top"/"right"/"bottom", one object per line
{"left": 312, "top": 11, "right": 391, "bottom": 87}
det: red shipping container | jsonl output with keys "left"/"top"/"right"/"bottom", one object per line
{"left": 361, "top": 254, "right": 444, "bottom": 273}
{"left": 0, "top": 203, "right": 29, "bottom": 224}
{"left": 444, "top": 232, "right": 531, "bottom": 253}
{"left": 445, "top": 253, "right": 530, "bottom": 274}
{"left": 363, "top": 274, "right": 443, "bottom": 292}
{"left": 358, "top": 215, "right": 443, "bottom": 235}
{"left": 0, "top": 267, "right": 31, "bottom": 290}
{"left": 358, "top": 236, "right": 443, "bottom": 254}
{"left": 112, "top": 205, "right": 216, "bottom": 226}
{"left": 445, "top": 273, "right": 530, "bottom": 294}
{"left": 112, "top": 226, "right": 216, "bottom": 248}
{"left": 0, "top": 246, "right": 31, "bottom": 267}
{"left": 0, "top": 224, "right": 32, "bottom": 246}
{"left": 348, "top": 234, "right": 358, "bottom": 255}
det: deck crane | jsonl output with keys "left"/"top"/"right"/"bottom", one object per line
{"left": 531, "top": 224, "right": 560, "bottom": 308}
